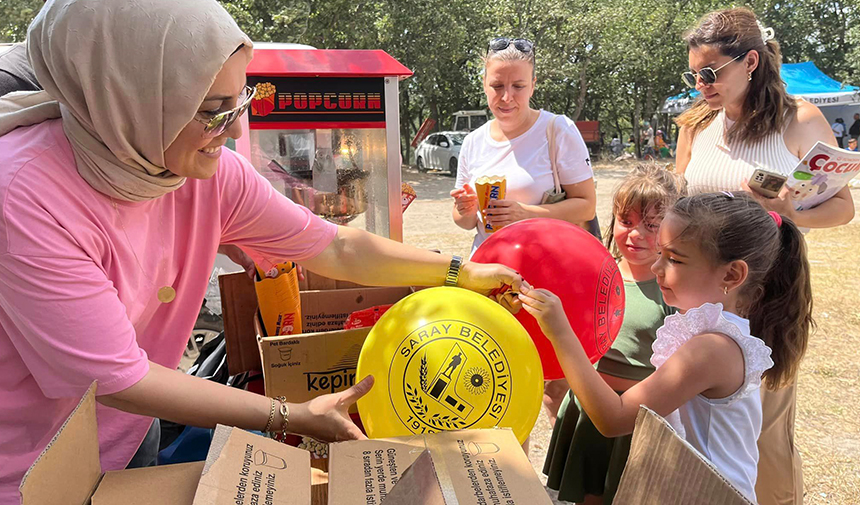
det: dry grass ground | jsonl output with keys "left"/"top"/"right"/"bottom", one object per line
{"left": 401, "top": 161, "right": 860, "bottom": 504}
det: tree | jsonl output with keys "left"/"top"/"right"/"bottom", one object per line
{"left": 752, "top": 0, "right": 859, "bottom": 81}
{"left": 0, "top": 0, "right": 42, "bottom": 42}
{"left": 849, "top": 22, "right": 860, "bottom": 84}
{"left": 4, "top": 0, "right": 857, "bottom": 159}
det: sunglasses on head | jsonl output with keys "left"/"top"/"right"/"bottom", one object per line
{"left": 681, "top": 51, "right": 748, "bottom": 88}
{"left": 488, "top": 37, "right": 535, "bottom": 55}
{"left": 193, "top": 85, "right": 257, "bottom": 138}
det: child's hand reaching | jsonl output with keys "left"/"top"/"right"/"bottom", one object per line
{"left": 518, "top": 285, "right": 572, "bottom": 341}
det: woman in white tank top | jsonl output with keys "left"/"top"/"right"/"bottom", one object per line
{"left": 675, "top": 12, "right": 854, "bottom": 230}
{"left": 672, "top": 9, "right": 855, "bottom": 505}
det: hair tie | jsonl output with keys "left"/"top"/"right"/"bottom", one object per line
{"left": 720, "top": 190, "right": 735, "bottom": 199}
{"left": 756, "top": 20, "right": 775, "bottom": 44}
{"left": 768, "top": 211, "right": 782, "bottom": 228}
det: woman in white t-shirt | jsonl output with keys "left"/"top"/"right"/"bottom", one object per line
{"left": 451, "top": 38, "right": 596, "bottom": 258}
{"left": 450, "top": 38, "right": 596, "bottom": 426}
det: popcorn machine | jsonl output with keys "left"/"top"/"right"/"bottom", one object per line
{"left": 236, "top": 49, "right": 413, "bottom": 241}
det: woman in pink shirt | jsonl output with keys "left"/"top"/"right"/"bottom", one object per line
{"left": 0, "top": 0, "right": 523, "bottom": 500}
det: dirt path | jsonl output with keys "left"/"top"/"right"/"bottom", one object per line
{"left": 402, "top": 162, "right": 860, "bottom": 504}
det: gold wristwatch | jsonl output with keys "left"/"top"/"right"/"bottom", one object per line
{"left": 445, "top": 255, "right": 463, "bottom": 287}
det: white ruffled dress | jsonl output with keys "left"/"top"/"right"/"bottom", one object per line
{"left": 650, "top": 303, "right": 774, "bottom": 503}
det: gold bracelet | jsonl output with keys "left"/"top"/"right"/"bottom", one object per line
{"left": 263, "top": 397, "right": 277, "bottom": 433}
{"left": 276, "top": 396, "right": 289, "bottom": 439}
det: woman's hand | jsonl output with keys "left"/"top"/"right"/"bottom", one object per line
{"left": 492, "top": 291, "right": 522, "bottom": 315}
{"left": 459, "top": 261, "right": 527, "bottom": 302}
{"left": 450, "top": 183, "right": 479, "bottom": 215}
{"left": 740, "top": 181, "right": 797, "bottom": 221}
{"left": 97, "top": 363, "right": 372, "bottom": 443}
{"left": 517, "top": 285, "right": 572, "bottom": 340}
{"left": 292, "top": 376, "right": 374, "bottom": 443}
{"left": 451, "top": 184, "right": 481, "bottom": 231}
{"left": 483, "top": 199, "right": 532, "bottom": 229}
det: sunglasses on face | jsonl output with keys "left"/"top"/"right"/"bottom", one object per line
{"left": 488, "top": 37, "right": 535, "bottom": 55}
{"left": 681, "top": 52, "right": 747, "bottom": 88}
{"left": 193, "top": 85, "right": 257, "bottom": 138}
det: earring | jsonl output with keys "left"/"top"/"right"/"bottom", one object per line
{"left": 723, "top": 286, "right": 729, "bottom": 295}
{"left": 747, "top": 72, "right": 752, "bottom": 82}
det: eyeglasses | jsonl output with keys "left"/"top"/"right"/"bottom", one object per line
{"left": 681, "top": 52, "right": 747, "bottom": 88}
{"left": 193, "top": 85, "right": 257, "bottom": 138}
{"left": 488, "top": 37, "right": 535, "bottom": 56}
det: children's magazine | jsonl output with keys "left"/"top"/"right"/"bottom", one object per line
{"left": 788, "top": 141, "right": 860, "bottom": 211}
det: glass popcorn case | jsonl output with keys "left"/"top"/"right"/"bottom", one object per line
{"left": 236, "top": 49, "right": 413, "bottom": 241}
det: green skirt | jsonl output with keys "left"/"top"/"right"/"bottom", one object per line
{"left": 542, "top": 391, "right": 632, "bottom": 504}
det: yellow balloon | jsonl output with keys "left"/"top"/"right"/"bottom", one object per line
{"left": 356, "top": 287, "right": 543, "bottom": 444}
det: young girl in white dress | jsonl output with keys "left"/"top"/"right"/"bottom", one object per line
{"left": 519, "top": 192, "right": 813, "bottom": 503}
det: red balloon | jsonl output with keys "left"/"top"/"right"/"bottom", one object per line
{"left": 472, "top": 219, "right": 625, "bottom": 380}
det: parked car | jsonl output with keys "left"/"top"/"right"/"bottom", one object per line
{"left": 452, "top": 110, "right": 489, "bottom": 132}
{"left": 415, "top": 132, "right": 466, "bottom": 176}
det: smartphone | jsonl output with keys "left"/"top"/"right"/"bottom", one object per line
{"left": 748, "top": 169, "right": 788, "bottom": 198}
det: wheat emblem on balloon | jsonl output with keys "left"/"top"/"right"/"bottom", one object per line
{"left": 419, "top": 353, "right": 429, "bottom": 392}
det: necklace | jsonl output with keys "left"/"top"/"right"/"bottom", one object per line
{"left": 111, "top": 199, "right": 176, "bottom": 303}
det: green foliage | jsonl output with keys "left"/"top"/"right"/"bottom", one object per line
{"left": 849, "top": 23, "right": 860, "bottom": 84}
{"left": 0, "top": 0, "right": 41, "bottom": 42}
{"left": 751, "top": 0, "right": 859, "bottom": 82}
{"left": 3, "top": 0, "right": 858, "bottom": 155}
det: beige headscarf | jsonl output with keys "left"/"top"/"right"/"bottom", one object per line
{"left": 0, "top": 0, "right": 253, "bottom": 201}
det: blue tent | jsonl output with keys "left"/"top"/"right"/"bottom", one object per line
{"left": 661, "top": 61, "right": 860, "bottom": 114}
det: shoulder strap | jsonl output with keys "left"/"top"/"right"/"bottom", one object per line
{"left": 545, "top": 113, "right": 562, "bottom": 193}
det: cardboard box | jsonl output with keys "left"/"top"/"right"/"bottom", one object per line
{"left": 614, "top": 406, "right": 753, "bottom": 505}
{"left": 19, "top": 384, "right": 546, "bottom": 505}
{"left": 192, "top": 424, "right": 311, "bottom": 505}
{"left": 21, "top": 386, "right": 750, "bottom": 505}
{"left": 258, "top": 326, "right": 372, "bottom": 410}
{"left": 216, "top": 268, "right": 412, "bottom": 410}
{"left": 19, "top": 383, "right": 204, "bottom": 505}
{"left": 220, "top": 270, "right": 412, "bottom": 374}
{"left": 91, "top": 463, "right": 204, "bottom": 504}
{"left": 252, "top": 282, "right": 412, "bottom": 411}
{"left": 328, "top": 429, "right": 553, "bottom": 505}
{"left": 20, "top": 382, "right": 321, "bottom": 505}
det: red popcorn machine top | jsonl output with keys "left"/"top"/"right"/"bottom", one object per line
{"left": 236, "top": 48, "right": 413, "bottom": 241}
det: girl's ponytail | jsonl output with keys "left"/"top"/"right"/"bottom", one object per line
{"left": 748, "top": 217, "right": 814, "bottom": 390}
